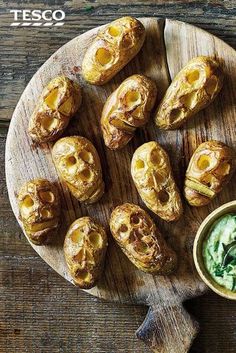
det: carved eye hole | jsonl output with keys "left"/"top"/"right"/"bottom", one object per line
{"left": 58, "top": 96, "right": 73, "bottom": 116}
{"left": 119, "top": 224, "right": 128, "bottom": 233}
{"left": 71, "top": 228, "right": 84, "bottom": 244}
{"left": 150, "top": 150, "right": 161, "bottom": 165}
{"left": 108, "top": 25, "right": 122, "bottom": 37}
{"left": 22, "top": 195, "right": 34, "bottom": 208}
{"left": 44, "top": 88, "right": 60, "bottom": 110}
{"left": 124, "top": 90, "right": 141, "bottom": 110}
{"left": 197, "top": 155, "right": 211, "bottom": 170}
{"left": 136, "top": 159, "right": 145, "bottom": 169}
{"left": 89, "top": 232, "right": 102, "bottom": 248}
{"left": 205, "top": 76, "right": 218, "bottom": 96}
{"left": 41, "top": 209, "right": 51, "bottom": 219}
{"left": 158, "top": 190, "right": 169, "bottom": 204}
{"left": 78, "top": 169, "right": 92, "bottom": 182}
{"left": 130, "top": 214, "right": 140, "bottom": 225}
{"left": 39, "top": 190, "right": 54, "bottom": 203}
{"left": 41, "top": 115, "right": 58, "bottom": 131}
{"left": 96, "top": 48, "right": 112, "bottom": 65}
{"left": 186, "top": 70, "right": 200, "bottom": 84}
{"left": 78, "top": 150, "right": 93, "bottom": 164}
{"left": 217, "top": 161, "right": 230, "bottom": 176}
{"left": 75, "top": 269, "right": 91, "bottom": 282}
{"left": 21, "top": 195, "right": 34, "bottom": 217}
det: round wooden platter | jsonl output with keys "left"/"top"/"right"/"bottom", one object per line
{"left": 5, "top": 18, "right": 236, "bottom": 353}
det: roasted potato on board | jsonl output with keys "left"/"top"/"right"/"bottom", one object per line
{"left": 18, "top": 179, "right": 61, "bottom": 245}
{"left": 184, "top": 140, "right": 235, "bottom": 206}
{"left": 110, "top": 203, "right": 177, "bottom": 274}
{"left": 52, "top": 136, "right": 104, "bottom": 203}
{"left": 131, "top": 141, "right": 183, "bottom": 221}
{"left": 101, "top": 74, "right": 157, "bottom": 149}
{"left": 155, "top": 56, "right": 224, "bottom": 129}
{"left": 64, "top": 217, "right": 108, "bottom": 288}
{"left": 82, "top": 17, "right": 145, "bottom": 85}
{"left": 28, "top": 76, "right": 82, "bottom": 143}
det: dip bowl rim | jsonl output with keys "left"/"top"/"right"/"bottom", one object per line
{"left": 193, "top": 200, "right": 236, "bottom": 300}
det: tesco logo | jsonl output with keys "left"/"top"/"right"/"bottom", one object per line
{"left": 10, "top": 9, "right": 65, "bottom": 27}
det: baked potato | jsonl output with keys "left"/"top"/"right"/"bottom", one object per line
{"left": 155, "top": 56, "right": 224, "bottom": 129}
{"left": 101, "top": 74, "right": 157, "bottom": 149}
{"left": 110, "top": 203, "right": 177, "bottom": 274}
{"left": 18, "top": 179, "right": 61, "bottom": 245}
{"left": 131, "top": 141, "right": 183, "bottom": 221}
{"left": 184, "top": 140, "right": 235, "bottom": 206}
{"left": 28, "top": 76, "right": 82, "bottom": 143}
{"left": 64, "top": 217, "right": 108, "bottom": 288}
{"left": 52, "top": 136, "right": 104, "bottom": 203}
{"left": 82, "top": 17, "right": 145, "bottom": 85}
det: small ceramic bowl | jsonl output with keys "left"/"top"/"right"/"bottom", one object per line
{"left": 193, "top": 200, "right": 236, "bottom": 300}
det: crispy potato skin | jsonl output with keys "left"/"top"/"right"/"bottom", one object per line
{"left": 82, "top": 17, "right": 145, "bottom": 85}
{"left": 155, "top": 56, "right": 224, "bottom": 129}
{"left": 184, "top": 140, "right": 236, "bottom": 206}
{"left": 110, "top": 203, "right": 177, "bottom": 274}
{"left": 52, "top": 136, "right": 104, "bottom": 203}
{"left": 18, "top": 179, "right": 61, "bottom": 245}
{"left": 101, "top": 74, "right": 157, "bottom": 149}
{"left": 64, "top": 217, "right": 108, "bottom": 288}
{"left": 131, "top": 141, "right": 183, "bottom": 221}
{"left": 28, "top": 76, "right": 82, "bottom": 143}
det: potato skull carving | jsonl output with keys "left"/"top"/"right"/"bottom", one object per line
{"left": 184, "top": 140, "right": 236, "bottom": 206}
{"left": 110, "top": 203, "right": 177, "bottom": 274}
{"left": 64, "top": 217, "right": 108, "bottom": 288}
{"left": 28, "top": 76, "right": 82, "bottom": 143}
{"left": 101, "top": 74, "right": 157, "bottom": 149}
{"left": 52, "top": 136, "right": 105, "bottom": 203}
{"left": 82, "top": 16, "right": 145, "bottom": 85}
{"left": 131, "top": 141, "right": 183, "bottom": 221}
{"left": 155, "top": 56, "right": 224, "bottom": 129}
{"left": 18, "top": 179, "right": 61, "bottom": 245}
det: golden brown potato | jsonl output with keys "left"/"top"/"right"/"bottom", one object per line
{"left": 131, "top": 141, "right": 183, "bottom": 221}
{"left": 101, "top": 74, "right": 157, "bottom": 149}
{"left": 64, "top": 217, "right": 108, "bottom": 288}
{"left": 18, "top": 179, "right": 61, "bottom": 245}
{"left": 110, "top": 203, "right": 177, "bottom": 274}
{"left": 82, "top": 17, "right": 145, "bottom": 85}
{"left": 155, "top": 56, "right": 224, "bottom": 129}
{"left": 52, "top": 136, "right": 104, "bottom": 203}
{"left": 28, "top": 76, "right": 82, "bottom": 143}
{"left": 184, "top": 140, "right": 235, "bottom": 206}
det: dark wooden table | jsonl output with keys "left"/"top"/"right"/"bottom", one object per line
{"left": 1, "top": 1, "right": 236, "bottom": 352}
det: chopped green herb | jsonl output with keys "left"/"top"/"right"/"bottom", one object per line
{"left": 214, "top": 264, "right": 224, "bottom": 277}
{"left": 214, "top": 240, "right": 220, "bottom": 252}
{"left": 84, "top": 5, "right": 94, "bottom": 11}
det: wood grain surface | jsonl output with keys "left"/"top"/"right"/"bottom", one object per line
{"left": 1, "top": 1, "right": 236, "bottom": 353}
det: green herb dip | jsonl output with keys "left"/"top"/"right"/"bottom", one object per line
{"left": 203, "top": 213, "right": 236, "bottom": 292}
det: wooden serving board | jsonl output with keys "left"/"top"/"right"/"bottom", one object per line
{"left": 5, "top": 18, "right": 236, "bottom": 353}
